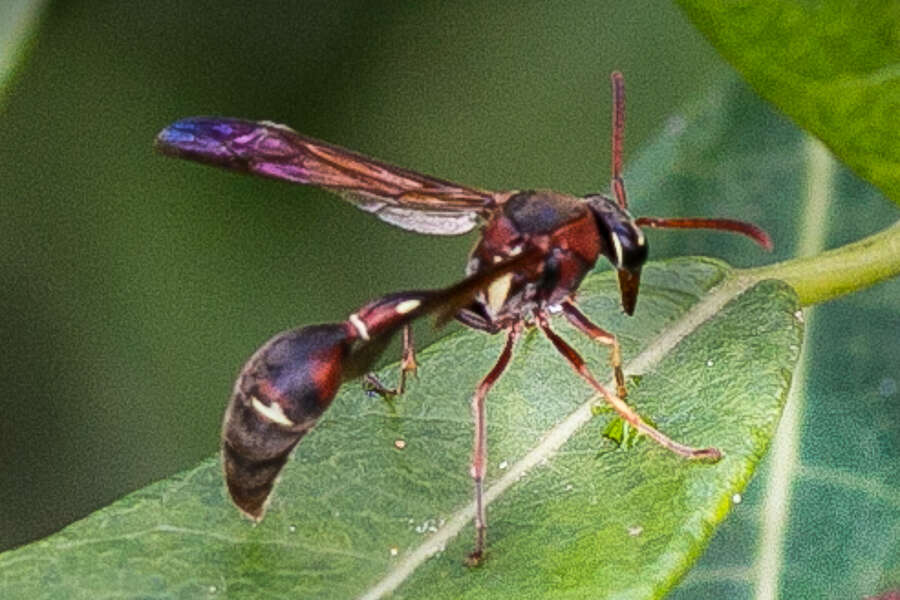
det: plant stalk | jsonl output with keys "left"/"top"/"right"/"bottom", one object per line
{"left": 740, "top": 219, "right": 900, "bottom": 306}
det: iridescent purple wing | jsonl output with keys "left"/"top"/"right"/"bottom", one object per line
{"left": 155, "top": 117, "right": 497, "bottom": 235}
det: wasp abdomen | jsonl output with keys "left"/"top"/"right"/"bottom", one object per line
{"left": 221, "top": 325, "right": 351, "bottom": 519}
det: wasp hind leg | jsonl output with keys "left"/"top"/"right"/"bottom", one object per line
{"left": 363, "top": 325, "right": 417, "bottom": 397}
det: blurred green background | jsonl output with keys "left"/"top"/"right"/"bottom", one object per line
{"left": 0, "top": 1, "right": 896, "bottom": 597}
{"left": 0, "top": 0, "right": 730, "bottom": 550}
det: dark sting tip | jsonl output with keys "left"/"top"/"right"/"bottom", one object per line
{"left": 228, "top": 483, "right": 270, "bottom": 522}
{"left": 238, "top": 505, "right": 266, "bottom": 523}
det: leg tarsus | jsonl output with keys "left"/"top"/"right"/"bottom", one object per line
{"left": 465, "top": 478, "right": 487, "bottom": 567}
{"left": 362, "top": 373, "right": 398, "bottom": 398}
{"left": 465, "top": 549, "right": 485, "bottom": 568}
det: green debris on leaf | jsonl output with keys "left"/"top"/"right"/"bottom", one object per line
{"left": 598, "top": 414, "right": 658, "bottom": 452}
{"left": 591, "top": 392, "right": 657, "bottom": 453}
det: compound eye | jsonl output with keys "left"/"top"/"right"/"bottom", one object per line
{"left": 585, "top": 195, "right": 648, "bottom": 271}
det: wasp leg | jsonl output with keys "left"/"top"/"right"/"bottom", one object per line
{"left": 466, "top": 323, "right": 521, "bottom": 567}
{"left": 561, "top": 300, "right": 627, "bottom": 399}
{"left": 398, "top": 324, "right": 418, "bottom": 392}
{"left": 362, "top": 325, "right": 417, "bottom": 397}
{"left": 536, "top": 312, "right": 721, "bottom": 461}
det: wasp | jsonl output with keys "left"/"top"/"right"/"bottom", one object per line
{"left": 156, "top": 72, "right": 771, "bottom": 564}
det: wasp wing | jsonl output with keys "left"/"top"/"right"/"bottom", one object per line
{"left": 155, "top": 117, "right": 495, "bottom": 235}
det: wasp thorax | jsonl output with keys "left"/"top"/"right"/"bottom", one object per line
{"left": 503, "top": 190, "right": 586, "bottom": 234}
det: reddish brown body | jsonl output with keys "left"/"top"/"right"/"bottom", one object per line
{"left": 462, "top": 191, "right": 603, "bottom": 332}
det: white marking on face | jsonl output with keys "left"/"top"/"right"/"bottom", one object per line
{"left": 395, "top": 299, "right": 421, "bottom": 315}
{"left": 635, "top": 228, "right": 646, "bottom": 247}
{"left": 610, "top": 232, "right": 624, "bottom": 268}
{"left": 251, "top": 395, "right": 295, "bottom": 427}
{"left": 508, "top": 245, "right": 523, "bottom": 257}
{"left": 348, "top": 313, "right": 370, "bottom": 341}
{"left": 487, "top": 273, "right": 513, "bottom": 314}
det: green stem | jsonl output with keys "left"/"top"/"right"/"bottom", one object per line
{"left": 740, "top": 219, "right": 900, "bottom": 306}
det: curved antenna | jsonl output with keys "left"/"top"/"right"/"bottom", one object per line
{"left": 610, "top": 71, "right": 628, "bottom": 209}
{"left": 635, "top": 216, "right": 774, "bottom": 250}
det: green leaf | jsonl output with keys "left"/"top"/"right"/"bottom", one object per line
{"left": 0, "top": 0, "right": 46, "bottom": 108}
{"left": 0, "top": 260, "right": 802, "bottom": 599}
{"left": 677, "top": 1, "right": 900, "bottom": 206}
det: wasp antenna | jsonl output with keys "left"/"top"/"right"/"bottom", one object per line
{"left": 610, "top": 71, "right": 628, "bottom": 210}
{"left": 610, "top": 72, "right": 625, "bottom": 180}
{"left": 635, "top": 216, "right": 773, "bottom": 250}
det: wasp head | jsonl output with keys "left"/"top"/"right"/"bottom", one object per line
{"left": 585, "top": 194, "right": 647, "bottom": 315}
